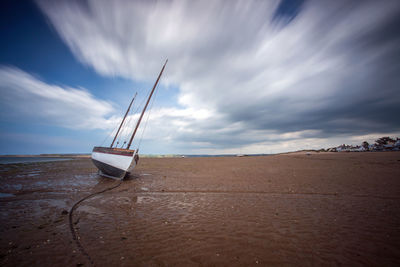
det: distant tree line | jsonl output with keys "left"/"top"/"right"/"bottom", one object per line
{"left": 324, "top": 136, "right": 400, "bottom": 152}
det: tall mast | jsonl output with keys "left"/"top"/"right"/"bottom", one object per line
{"left": 110, "top": 92, "right": 137, "bottom": 148}
{"left": 127, "top": 59, "right": 168, "bottom": 149}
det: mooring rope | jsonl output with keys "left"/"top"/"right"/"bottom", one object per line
{"left": 69, "top": 179, "right": 123, "bottom": 266}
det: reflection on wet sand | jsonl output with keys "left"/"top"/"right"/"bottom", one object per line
{"left": 1, "top": 152, "right": 400, "bottom": 266}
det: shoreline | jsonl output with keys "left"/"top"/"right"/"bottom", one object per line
{"left": 0, "top": 154, "right": 91, "bottom": 158}
{"left": 0, "top": 149, "right": 396, "bottom": 159}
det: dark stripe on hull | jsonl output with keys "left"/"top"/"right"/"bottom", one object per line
{"left": 92, "top": 159, "right": 126, "bottom": 179}
{"left": 93, "top": 146, "right": 135, "bottom": 156}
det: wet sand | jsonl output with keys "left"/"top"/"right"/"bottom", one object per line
{"left": 1, "top": 152, "right": 400, "bottom": 266}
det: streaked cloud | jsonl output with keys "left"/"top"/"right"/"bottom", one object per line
{"left": 0, "top": 66, "right": 117, "bottom": 130}
{"left": 35, "top": 0, "right": 400, "bottom": 153}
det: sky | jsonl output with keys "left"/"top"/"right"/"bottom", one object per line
{"left": 1, "top": 0, "right": 400, "bottom": 155}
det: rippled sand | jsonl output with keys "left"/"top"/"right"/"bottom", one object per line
{"left": 1, "top": 152, "right": 400, "bottom": 266}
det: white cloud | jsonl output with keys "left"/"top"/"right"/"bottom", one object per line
{"left": 0, "top": 66, "right": 117, "bottom": 130}
{"left": 34, "top": 0, "right": 400, "bottom": 153}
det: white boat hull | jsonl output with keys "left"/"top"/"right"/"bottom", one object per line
{"left": 91, "top": 147, "right": 138, "bottom": 179}
{"left": 92, "top": 152, "right": 133, "bottom": 171}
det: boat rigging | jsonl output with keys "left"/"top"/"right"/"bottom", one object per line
{"left": 91, "top": 59, "right": 168, "bottom": 179}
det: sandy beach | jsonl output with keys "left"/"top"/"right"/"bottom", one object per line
{"left": 1, "top": 152, "right": 400, "bottom": 266}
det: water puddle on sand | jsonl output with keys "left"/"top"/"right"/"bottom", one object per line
{"left": 14, "top": 184, "right": 22, "bottom": 190}
{"left": 1, "top": 184, "right": 22, "bottom": 191}
{"left": 26, "top": 173, "right": 40, "bottom": 177}
{"left": 78, "top": 205, "right": 104, "bottom": 216}
{"left": 74, "top": 173, "right": 98, "bottom": 180}
{"left": 71, "top": 173, "right": 101, "bottom": 187}
{"left": 26, "top": 173, "right": 99, "bottom": 190}
{"left": 136, "top": 196, "right": 158, "bottom": 204}
{"left": 15, "top": 170, "right": 42, "bottom": 178}
{"left": 116, "top": 196, "right": 131, "bottom": 204}
{"left": 0, "top": 192, "right": 15, "bottom": 198}
{"left": 97, "top": 196, "right": 132, "bottom": 206}
{"left": 34, "top": 181, "right": 47, "bottom": 186}
{"left": 45, "top": 199, "right": 69, "bottom": 210}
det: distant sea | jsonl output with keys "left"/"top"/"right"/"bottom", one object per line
{"left": 0, "top": 157, "right": 73, "bottom": 164}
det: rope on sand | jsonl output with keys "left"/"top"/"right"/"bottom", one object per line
{"left": 69, "top": 180, "right": 123, "bottom": 266}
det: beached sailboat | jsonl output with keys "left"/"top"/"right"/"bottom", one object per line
{"left": 91, "top": 60, "right": 168, "bottom": 179}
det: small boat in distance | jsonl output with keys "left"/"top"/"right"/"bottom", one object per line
{"left": 91, "top": 60, "right": 168, "bottom": 179}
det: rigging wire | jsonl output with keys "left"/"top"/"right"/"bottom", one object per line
{"left": 115, "top": 92, "right": 141, "bottom": 148}
{"left": 118, "top": 103, "right": 138, "bottom": 147}
{"left": 103, "top": 79, "right": 161, "bottom": 149}
{"left": 133, "top": 87, "right": 152, "bottom": 115}
{"left": 136, "top": 82, "right": 161, "bottom": 150}
{"left": 121, "top": 93, "right": 143, "bottom": 147}
{"left": 116, "top": 108, "right": 131, "bottom": 147}
{"left": 113, "top": 102, "right": 133, "bottom": 147}
{"left": 100, "top": 122, "right": 120, "bottom": 147}
{"left": 123, "top": 86, "right": 153, "bottom": 148}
